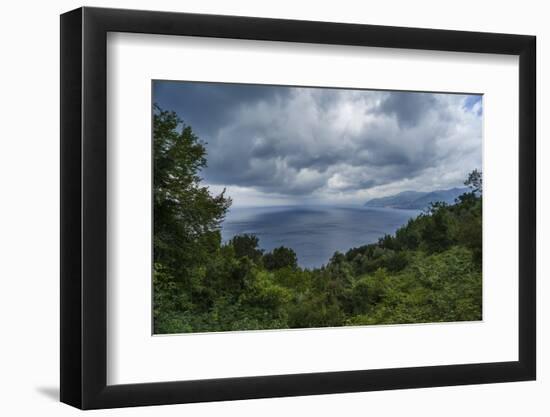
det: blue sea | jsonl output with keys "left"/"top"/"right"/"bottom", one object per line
{"left": 221, "top": 205, "right": 421, "bottom": 269}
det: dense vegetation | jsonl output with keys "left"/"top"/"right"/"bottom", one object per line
{"left": 153, "top": 106, "right": 482, "bottom": 334}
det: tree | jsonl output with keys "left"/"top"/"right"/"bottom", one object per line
{"left": 263, "top": 247, "right": 298, "bottom": 271}
{"left": 153, "top": 105, "right": 231, "bottom": 283}
{"left": 421, "top": 203, "right": 453, "bottom": 253}
{"left": 465, "top": 169, "right": 482, "bottom": 194}
{"left": 229, "top": 234, "right": 264, "bottom": 263}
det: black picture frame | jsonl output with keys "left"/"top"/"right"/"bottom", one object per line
{"left": 60, "top": 6, "right": 536, "bottom": 410}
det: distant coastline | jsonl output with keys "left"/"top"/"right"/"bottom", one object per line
{"left": 364, "top": 187, "right": 469, "bottom": 210}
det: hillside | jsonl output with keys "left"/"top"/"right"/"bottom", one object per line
{"left": 364, "top": 187, "right": 469, "bottom": 210}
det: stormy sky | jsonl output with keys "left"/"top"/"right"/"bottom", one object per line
{"left": 153, "top": 81, "right": 482, "bottom": 207}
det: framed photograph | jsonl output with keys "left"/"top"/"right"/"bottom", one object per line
{"left": 60, "top": 7, "right": 536, "bottom": 409}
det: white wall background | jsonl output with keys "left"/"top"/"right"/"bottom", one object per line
{"left": 0, "top": 0, "right": 546, "bottom": 415}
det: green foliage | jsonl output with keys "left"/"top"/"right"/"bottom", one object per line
{"left": 152, "top": 108, "right": 483, "bottom": 334}
{"left": 153, "top": 105, "right": 231, "bottom": 284}
{"left": 346, "top": 248, "right": 481, "bottom": 325}
{"left": 263, "top": 247, "right": 298, "bottom": 271}
{"left": 229, "top": 234, "right": 264, "bottom": 263}
{"left": 465, "top": 168, "right": 483, "bottom": 194}
{"left": 421, "top": 203, "right": 453, "bottom": 253}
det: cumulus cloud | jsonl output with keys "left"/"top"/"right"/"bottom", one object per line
{"left": 154, "top": 81, "right": 482, "bottom": 205}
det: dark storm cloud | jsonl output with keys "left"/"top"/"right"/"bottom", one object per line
{"left": 153, "top": 81, "right": 290, "bottom": 138}
{"left": 153, "top": 81, "right": 483, "bottom": 203}
{"left": 378, "top": 91, "right": 438, "bottom": 128}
